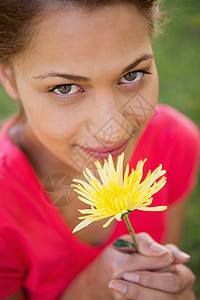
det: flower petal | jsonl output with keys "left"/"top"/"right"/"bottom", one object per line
{"left": 85, "top": 168, "right": 103, "bottom": 189}
{"left": 73, "top": 188, "right": 95, "bottom": 202}
{"left": 115, "top": 212, "right": 123, "bottom": 221}
{"left": 72, "top": 179, "right": 96, "bottom": 193}
{"left": 72, "top": 219, "right": 94, "bottom": 233}
{"left": 123, "top": 164, "right": 129, "bottom": 189}
{"left": 78, "top": 196, "right": 96, "bottom": 206}
{"left": 78, "top": 209, "right": 95, "bottom": 214}
{"left": 103, "top": 216, "right": 116, "bottom": 228}
{"left": 104, "top": 159, "right": 112, "bottom": 180}
{"left": 116, "top": 153, "right": 124, "bottom": 187}
{"left": 108, "top": 154, "right": 115, "bottom": 174}
{"left": 137, "top": 206, "right": 167, "bottom": 211}
{"left": 95, "top": 161, "right": 109, "bottom": 189}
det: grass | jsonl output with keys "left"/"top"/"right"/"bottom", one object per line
{"left": 0, "top": 0, "right": 199, "bottom": 297}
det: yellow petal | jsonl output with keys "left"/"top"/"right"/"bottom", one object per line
{"left": 116, "top": 153, "right": 124, "bottom": 187}
{"left": 95, "top": 160, "right": 109, "bottom": 189}
{"left": 73, "top": 188, "right": 95, "bottom": 202}
{"left": 123, "top": 164, "right": 129, "bottom": 189}
{"left": 115, "top": 212, "right": 123, "bottom": 221}
{"left": 104, "top": 159, "right": 112, "bottom": 180}
{"left": 78, "top": 196, "right": 96, "bottom": 206}
{"left": 85, "top": 168, "right": 103, "bottom": 189}
{"left": 103, "top": 216, "right": 116, "bottom": 228}
{"left": 72, "top": 219, "right": 94, "bottom": 233}
{"left": 108, "top": 154, "right": 115, "bottom": 174}
{"left": 72, "top": 179, "right": 96, "bottom": 193}
{"left": 135, "top": 158, "right": 147, "bottom": 181}
{"left": 137, "top": 206, "right": 167, "bottom": 211}
{"left": 83, "top": 170, "right": 92, "bottom": 183}
{"left": 78, "top": 209, "right": 95, "bottom": 214}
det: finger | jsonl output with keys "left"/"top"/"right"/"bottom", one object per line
{"left": 109, "top": 280, "right": 173, "bottom": 300}
{"left": 114, "top": 253, "right": 174, "bottom": 279}
{"left": 165, "top": 244, "right": 191, "bottom": 264}
{"left": 109, "top": 279, "right": 196, "bottom": 300}
{"left": 136, "top": 233, "right": 171, "bottom": 256}
{"left": 123, "top": 271, "right": 182, "bottom": 293}
{"left": 122, "top": 264, "right": 196, "bottom": 293}
{"left": 119, "top": 233, "right": 171, "bottom": 257}
{"left": 159, "top": 265, "right": 177, "bottom": 272}
{"left": 129, "top": 252, "right": 174, "bottom": 272}
{"left": 175, "top": 264, "right": 196, "bottom": 289}
{"left": 113, "top": 235, "right": 174, "bottom": 273}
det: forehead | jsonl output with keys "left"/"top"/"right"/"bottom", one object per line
{"left": 17, "top": 4, "right": 152, "bottom": 76}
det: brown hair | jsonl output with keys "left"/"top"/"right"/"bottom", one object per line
{"left": 0, "top": 0, "right": 163, "bottom": 122}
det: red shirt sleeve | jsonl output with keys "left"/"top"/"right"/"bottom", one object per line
{"left": 0, "top": 234, "right": 24, "bottom": 298}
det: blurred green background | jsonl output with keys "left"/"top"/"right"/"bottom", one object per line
{"left": 0, "top": 0, "right": 199, "bottom": 297}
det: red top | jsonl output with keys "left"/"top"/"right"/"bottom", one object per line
{"left": 0, "top": 105, "right": 199, "bottom": 299}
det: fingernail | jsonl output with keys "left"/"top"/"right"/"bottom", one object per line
{"left": 150, "top": 243, "right": 169, "bottom": 255}
{"left": 108, "top": 280, "right": 127, "bottom": 295}
{"left": 177, "top": 252, "right": 191, "bottom": 260}
{"left": 123, "top": 272, "right": 140, "bottom": 283}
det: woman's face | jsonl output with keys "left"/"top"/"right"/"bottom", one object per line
{"left": 10, "top": 4, "right": 159, "bottom": 177}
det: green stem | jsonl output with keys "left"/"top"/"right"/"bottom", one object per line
{"left": 123, "top": 214, "right": 138, "bottom": 252}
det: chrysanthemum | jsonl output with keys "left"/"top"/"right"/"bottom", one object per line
{"left": 72, "top": 153, "right": 167, "bottom": 233}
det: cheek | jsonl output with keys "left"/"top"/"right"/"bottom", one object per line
{"left": 143, "top": 62, "right": 159, "bottom": 107}
{"left": 123, "top": 75, "right": 159, "bottom": 134}
{"left": 36, "top": 112, "right": 80, "bottom": 145}
{"left": 20, "top": 91, "right": 83, "bottom": 146}
{"left": 139, "top": 70, "right": 159, "bottom": 121}
{"left": 143, "top": 76, "right": 159, "bottom": 112}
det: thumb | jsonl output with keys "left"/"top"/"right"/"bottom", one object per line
{"left": 114, "top": 233, "right": 171, "bottom": 257}
{"left": 165, "top": 244, "right": 191, "bottom": 264}
{"left": 135, "top": 232, "right": 171, "bottom": 257}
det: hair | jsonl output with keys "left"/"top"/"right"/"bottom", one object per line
{"left": 0, "top": 0, "right": 164, "bottom": 122}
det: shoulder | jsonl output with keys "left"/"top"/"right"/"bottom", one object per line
{"left": 143, "top": 104, "right": 199, "bottom": 155}
{"left": 0, "top": 122, "right": 41, "bottom": 224}
{"left": 150, "top": 104, "right": 199, "bottom": 139}
{"left": 0, "top": 121, "right": 35, "bottom": 188}
{"left": 133, "top": 104, "right": 199, "bottom": 205}
{"left": 149, "top": 104, "right": 199, "bottom": 168}
{"left": 153, "top": 105, "right": 199, "bottom": 203}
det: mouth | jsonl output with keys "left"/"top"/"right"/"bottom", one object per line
{"left": 79, "top": 138, "right": 130, "bottom": 160}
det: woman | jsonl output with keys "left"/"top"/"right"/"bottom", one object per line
{"left": 0, "top": 0, "right": 199, "bottom": 299}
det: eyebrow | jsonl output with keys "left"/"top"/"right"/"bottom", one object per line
{"left": 32, "top": 54, "right": 154, "bottom": 82}
{"left": 122, "top": 54, "right": 153, "bottom": 74}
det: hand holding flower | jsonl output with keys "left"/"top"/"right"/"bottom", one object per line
{"left": 68, "top": 153, "right": 195, "bottom": 299}
{"left": 108, "top": 236, "right": 195, "bottom": 300}
{"left": 60, "top": 232, "right": 194, "bottom": 300}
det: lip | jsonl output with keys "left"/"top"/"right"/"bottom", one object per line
{"left": 80, "top": 139, "right": 130, "bottom": 160}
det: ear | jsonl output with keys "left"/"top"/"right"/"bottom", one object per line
{"left": 0, "top": 65, "right": 20, "bottom": 100}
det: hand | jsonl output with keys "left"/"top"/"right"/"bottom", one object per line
{"left": 109, "top": 243, "right": 196, "bottom": 300}
{"left": 60, "top": 232, "right": 174, "bottom": 300}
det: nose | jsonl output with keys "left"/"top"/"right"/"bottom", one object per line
{"left": 87, "top": 89, "right": 130, "bottom": 144}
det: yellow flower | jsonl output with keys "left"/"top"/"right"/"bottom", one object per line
{"left": 72, "top": 153, "right": 167, "bottom": 233}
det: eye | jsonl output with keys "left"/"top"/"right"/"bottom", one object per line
{"left": 125, "top": 71, "right": 142, "bottom": 81}
{"left": 52, "top": 84, "right": 82, "bottom": 96}
{"left": 119, "top": 70, "right": 150, "bottom": 85}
